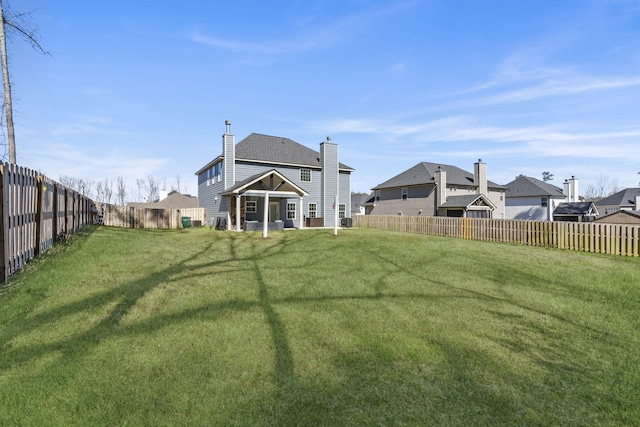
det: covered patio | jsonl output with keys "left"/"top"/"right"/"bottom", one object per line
{"left": 440, "top": 194, "right": 496, "bottom": 218}
{"left": 221, "top": 169, "right": 309, "bottom": 236}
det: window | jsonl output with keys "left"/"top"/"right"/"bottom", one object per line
{"left": 300, "top": 168, "right": 311, "bottom": 182}
{"left": 246, "top": 201, "right": 257, "bottom": 213}
{"left": 375, "top": 190, "right": 381, "bottom": 202}
{"left": 338, "top": 204, "right": 346, "bottom": 218}
{"left": 401, "top": 188, "right": 408, "bottom": 200}
{"left": 541, "top": 197, "right": 548, "bottom": 207}
{"left": 308, "top": 203, "right": 317, "bottom": 218}
{"left": 287, "top": 202, "right": 296, "bottom": 219}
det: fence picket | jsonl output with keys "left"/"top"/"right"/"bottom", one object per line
{"left": 353, "top": 215, "right": 640, "bottom": 258}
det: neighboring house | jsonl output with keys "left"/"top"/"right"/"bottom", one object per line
{"left": 127, "top": 191, "right": 199, "bottom": 209}
{"left": 553, "top": 202, "right": 598, "bottom": 222}
{"left": 504, "top": 176, "right": 578, "bottom": 221}
{"left": 593, "top": 210, "right": 640, "bottom": 225}
{"left": 595, "top": 188, "right": 640, "bottom": 216}
{"left": 195, "top": 122, "right": 354, "bottom": 231}
{"left": 351, "top": 192, "right": 372, "bottom": 216}
{"left": 369, "top": 160, "right": 506, "bottom": 218}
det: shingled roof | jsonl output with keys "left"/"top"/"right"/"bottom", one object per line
{"left": 553, "top": 202, "right": 597, "bottom": 215}
{"left": 372, "top": 162, "right": 504, "bottom": 190}
{"left": 595, "top": 188, "right": 640, "bottom": 208}
{"left": 235, "top": 133, "right": 353, "bottom": 171}
{"left": 504, "top": 176, "right": 566, "bottom": 198}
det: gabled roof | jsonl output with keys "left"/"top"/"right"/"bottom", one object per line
{"left": 504, "top": 176, "right": 566, "bottom": 198}
{"left": 595, "top": 188, "right": 640, "bottom": 207}
{"left": 236, "top": 133, "right": 354, "bottom": 171}
{"left": 127, "top": 191, "right": 198, "bottom": 209}
{"left": 554, "top": 202, "right": 598, "bottom": 216}
{"left": 440, "top": 194, "right": 496, "bottom": 209}
{"left": 372, "top": 162, "right": 505, "bottom": 190}
{"left": 351, "top": 192, "right": 372, "bottom": 211}
{"left": 594, "top": 210, "right": 640, "bottom": 223}
{"left": 220, "top": 169, "right": 308, "bottom": 196}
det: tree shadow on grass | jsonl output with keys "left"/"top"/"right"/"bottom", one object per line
{"left": 0, "top": 228, "right": 633, "bottom": 425}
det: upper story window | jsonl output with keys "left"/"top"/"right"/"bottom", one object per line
{"left": 375, "top": 190, "right": 381, "bottom": 202}
{"left": 300, "top": 168, "right": 311, "bottom": 182}
{"left": 401, "top": 188, "right": 408, "bottom": 200}
{"left": 541, "top": 197, "right": 548, "bottom": 207}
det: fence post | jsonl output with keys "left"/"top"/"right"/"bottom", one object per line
{"left": 0, "top": 164, "right": 7, "bottom": 282}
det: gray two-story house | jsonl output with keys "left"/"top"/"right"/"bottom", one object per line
{"left": 195, "top": 122, "right": 354, "bottom": 231}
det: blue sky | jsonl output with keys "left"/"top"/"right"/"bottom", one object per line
{"left": 7, "top": 0, "right": 640, "bottom": 198}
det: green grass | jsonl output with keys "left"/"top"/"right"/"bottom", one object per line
{"left": 1, "top": 226, "right": 639, "bottom": 426}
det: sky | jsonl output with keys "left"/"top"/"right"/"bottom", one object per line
{"left": 5, "top": 0, "right": 640, "bottom": 200}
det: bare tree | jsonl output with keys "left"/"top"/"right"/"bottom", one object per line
{"left": 103, "top": 177, "right": 113, "bottom": 204}
{"left": 116, "top": 176, "right": 126, "bottom": 206}
{"left": 583, "top": 175, "right": 620, "bottom": 200}
{"left": 0, "top": 1, "right": 49, "bottom": 163}
{"left": 173, "top": 174, "right": 182, "bottom": 193}
{"left": 95, "top": 181, "right": 104, "bottom": 203}
{"left": 542, "top": 171, "right": 554, "bottom": 182}
{"left": 143, "top": 175, "right": 160, "bottom": 202}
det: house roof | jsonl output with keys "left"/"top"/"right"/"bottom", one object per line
{"left": 372, "top": 162, "right": 505, "bottom": 190}
{"left": 236, "top": 133, "right": 354, "bottom": 171}
{"left": 595, "top": 188, "right": 640, "bottom": 207}
{"left": 504, "top": 176, "right": 566, "bottom": 198}
{"left": 195, "top": 133, "right": 354, "bottom": 175}
{"left": 440, "top": 194, "right": 496, "bottom": 209}
{"left": 350, "top": 192, "right": 372, "bottom": 212}
{"left": 553, "top": 202, "right": 597, "bottom": 216}
{"left": 127, "top": 191, "right": 198, "bottom": 209}
{"left": 594, "top": 210, "right": 640, "bottom": 223}
{"left": 220, "top": 169, "right": 309, "bottom": 196}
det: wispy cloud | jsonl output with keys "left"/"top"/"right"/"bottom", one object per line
{"left": 190, "top": 1, "right": 421, "bottom": 55}
{"left": 314, "top": 115, "right": 640, "bottom": 160}
{"left": 448, "top": 50, "right": 640, "bottom": 106}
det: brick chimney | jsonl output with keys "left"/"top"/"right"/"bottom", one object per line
{"left": 474, "top": 159, "right": 488, "bottom": 195}
{"left": 222, "top": 120, "right": 235, "bottom": 190}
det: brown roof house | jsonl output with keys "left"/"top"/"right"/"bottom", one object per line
{"left": 369, "top": 160, "right": 506, "bottom": 218}
{"left": 128, "top": 191, "right": 199, "bottom": 209}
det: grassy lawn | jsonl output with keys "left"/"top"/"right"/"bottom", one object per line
{"left": 1, "top": 226, "right": 639, "bottom": 426}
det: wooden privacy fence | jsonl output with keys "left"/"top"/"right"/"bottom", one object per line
{"left": 100, "top": 204, "right": 205, "bottom": 229}
{"left": 353, "top": 215, "right": 640, "bottom": 257}
{"left": 1, "top": 163, "right": 96, "bottom": 282}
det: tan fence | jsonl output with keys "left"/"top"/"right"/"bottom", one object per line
{"left": 100, "top": 204, "right": 205, "bottom": 229}
{"left": 0, "top": 163, "right": 96, "bottom": 282}
{"left": 353, "top": 215, "right": 640, "bottom": 257}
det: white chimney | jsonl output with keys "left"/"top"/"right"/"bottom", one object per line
{"left": 474, "top": 159, "right": 488, "bottom": 195}
{"left": 159, "top": 190, "right": 169, "bottom": 201}
{"left": 563, "top": 179, "right": 571, "bottom": 202}
{"left": 635, "top": 194, "right": 640, "bottom": 211}
{"left": 435, "top": 166, "right": 446, "bottom": 207}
